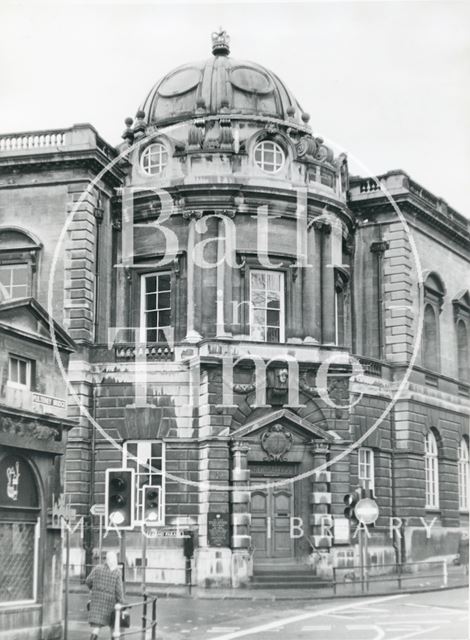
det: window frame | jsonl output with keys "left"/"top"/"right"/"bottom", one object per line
{"left": 139, "top": 271, "right": 172, "bottom": 344}
{"left": 140, "top": 142, "right": 169, "bottom": 176}
{"left": 122, "top": 440, "right": 166, "bottom": 525}
{"left": 358, "top": 447, "right": 375, "bottom": 493}
{"left": 249, "top": 268, "right": 285, "bottom": 343}
{"left": 424, "top": 430, "right": 440, "bottom": 510}
{"left": 0, "top": 262, "right": 31, "bottom": 302}
{"left": 8, "top": 355, "right": 32, "bottom": 390}
{"left": 458, "top": 437, "right": 469, "bottom": 512}
{"left": 254, "top": 140, "right": 285, "bottom": 174}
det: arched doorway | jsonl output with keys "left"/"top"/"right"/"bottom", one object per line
{"left": 0, "top": 453, "right": 40, "bottom": 605}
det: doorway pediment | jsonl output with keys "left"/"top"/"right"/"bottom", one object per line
{"left": 230, "top": 408, "right": 338, "bottom": 443}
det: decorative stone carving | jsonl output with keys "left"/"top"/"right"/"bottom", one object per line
{"left": 182, "top": 209, "right": 203, "bottom": 221}
{"left": 0, "top": 415, "right": 59, "bottom": 441}
{"left": 261, "top": 424, "right": 293, "bottom": 461}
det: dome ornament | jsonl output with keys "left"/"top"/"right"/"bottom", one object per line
{"left": 211, "top": 27, "right": 230, "bottom": 56}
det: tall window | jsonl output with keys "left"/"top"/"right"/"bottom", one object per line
{"left": 423, "top": 304, "right": 439, "bottom": 371}
{"left": 422, "top": 273, "right": 445, "bottom": 372}
{"left": 457, "top": 320, "right": 469, "bottom": 382}
{"left": 0, "top": 264, "right": 29, "bottom": 301}
{"left": 458, "top": 438, "right": 469, "bottom": 511}
{"left": 250, "top": 270, "right": 285, "bottom": 343}
{"left": 123, "top": 441, "right": 165, "bottom": 524}
{"left": 358, "top": 447, "right": 375, "bottom": 493}
{"left": 425, "top": 430, "right": 440, "bottom": 509}
{"left": 140, "top": 272, "right": 171, "bottom": 342}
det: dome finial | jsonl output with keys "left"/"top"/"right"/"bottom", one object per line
{"left": 211, "top": 27, "right": 230, "bottom": 56}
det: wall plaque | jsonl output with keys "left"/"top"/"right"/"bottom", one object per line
{"left": 207, "top": 512, "right": 230, "bottom": 547}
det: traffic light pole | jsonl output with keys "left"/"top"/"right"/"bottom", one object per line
{"left": 141, "top": 529, "right": 147, "bottom": 593}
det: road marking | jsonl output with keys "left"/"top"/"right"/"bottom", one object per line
{"left": 346, "top": 625, "right": 385, "bottom": 640}
{"left": 388, "top": 625, "right": 440, "bottom": 640}
{"left": 301, "top": 625, "right": 331, "bottom": 631}
{"left": 207, "top": 594, "right": 404, "bottom": 640}
{"left": 208, "top": 628, "right": 241, "bottom": 633}
{"left": 404, "top": 602, "right": 467, "bottom": 612}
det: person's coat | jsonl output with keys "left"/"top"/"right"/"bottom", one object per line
{"left": 86, "top": 564, "right": 124, "bottom": 626}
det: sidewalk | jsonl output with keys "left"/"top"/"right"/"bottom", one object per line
{"left": 68, "top": 564, "right": 468, "bottom": 601}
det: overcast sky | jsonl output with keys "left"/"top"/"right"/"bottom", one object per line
{"left": 1, "top": 1, "right": 469, "bottom": 215}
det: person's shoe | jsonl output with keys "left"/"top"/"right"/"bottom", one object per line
{"left": 90, "top": 634, "right": 98, "bottom": 640}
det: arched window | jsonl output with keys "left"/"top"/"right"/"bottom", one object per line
{"left": 458, "top": 437, "right": 469, "bottom": 511}
{"left": 423, "top": 304, "right": 439, "bottom": 370}
{"left": 421, "top": 272, "right": 445, "bottom": 372}
{"left": 424, "top": 430, "right": 440, "bottom": 509}
{"left": 457, "top": 319, "right": 469, "bottom": 382}
{"left": 0, "top": 228, "right": 41, "bottom": 302}
{"left": 140, "top": 142, "right": 169, "bottom": 175}
{"left": 254, "top": 140, "right": 285, "bottom": 174}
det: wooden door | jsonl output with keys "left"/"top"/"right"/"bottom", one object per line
{"left": 251, "top": 481, "right": 294, "bottom": 560}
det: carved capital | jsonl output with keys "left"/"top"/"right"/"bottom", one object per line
{"left": 370, "top": 240, "right": 390, "bottom": 254}
{"left": 312, "top": 219, "right": 331, "bottom": 234}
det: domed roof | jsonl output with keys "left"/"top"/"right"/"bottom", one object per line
{"left": 140, "top": 29, "right": 310, "bottom": 128}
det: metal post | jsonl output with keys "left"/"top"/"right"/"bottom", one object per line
{"left": 333, "top": 567, "right": 337, "bottom": 595}
{"left": 98, "top": 514, "right": 103, "bottom": 562}
{"left": 141, "top": 592, "right": 148, "bottom": 640}
{"left": 151, "top": 597, "right": 157, "bottom": 640}
{"left": 64, "top": 526, "right": 70, "bottom": 640}
{"left": 142, "top": 530, "right": 147, "bottom": 593}
{"left": 120, "top": 532, "right": 126, "bottom": 598}
{"left": 113, "top": 603, "right": 122, "bottom": 640}
{"left": 397, "top": 562, "right": 402, "bottom": 590}
{"left": 364, "top": 527, "right": 369, "bottom": 592}
{"left": 186, "top": 557, "right": 192, "bottom": 596}
{"left": 359, "top": 527, "right": 365, "bottom": 594}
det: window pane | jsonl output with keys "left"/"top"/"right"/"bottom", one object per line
{"left": 19, "top": 360, "right": 27, "bottom": 385}
{"left": 145, "top": 276, "right": 156, "bottom": 293}
{"left": 251, "top": 325, "right": 266, "bottom": 341}
{"left": 146, "top": 294, "right": 157, "bottom": 310}
{"left": 251, "top": 272, "right": 266, "bottom": 289}
{"left": 158, "top": 292, "right": 170, "bottom": 309}
{"left": 266, "top": 309, "right": 280, "bottom": 326}
{"left": 0, "top": 523, "right": 36, "bottom": 603}
{"left": 147, "top": 329, "right": 157, "bottom": 342}
{"left": 146, "top": 312, "right": 158, "bottom": 327}
{"left": 267, "top": 327, "right": 280, "bottom": 342}
{"left": 151, "top": 443, "right": 162, "bottom": 458}
{"left": 158, "top": 274, "right": 171, "bottom": 291}
{"left": 158, "top": 310, "right": 171, "bottom": 326}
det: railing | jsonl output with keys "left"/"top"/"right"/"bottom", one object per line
{"left": 0, "top": 130, "right": 67, "bottom": 151}
{"left": 359, "top": 177, "right": 381, "bottom": 193}
{"left": 114, "top": 343, "right": 175, "bottom": 362}
{"left": 112, "top": 592, "right": 157, "bottom": 640}
{"left": 332, "top": 559, "right": 468, "bottom": 595}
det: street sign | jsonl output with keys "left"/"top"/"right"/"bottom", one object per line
{"left": 90, "top": 504, "right": 106, "bottom": 516}
{"left": 354, "top": 498, "right": 379, "bottom": 524}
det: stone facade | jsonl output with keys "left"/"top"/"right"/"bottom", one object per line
{"left": 0, "top": 32, "right": 468, "bottom": 589}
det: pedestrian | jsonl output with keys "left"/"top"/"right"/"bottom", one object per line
{"left": 86, "top": 551, "right": 124, "bottom": 639}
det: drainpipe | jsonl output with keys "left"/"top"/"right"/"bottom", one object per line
{"left": 85, "top": 384, "right": 97, "bottom": 571}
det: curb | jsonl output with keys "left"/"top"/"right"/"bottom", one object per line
{"left": 68, "top": 582, "right": 468, "bottom": 602}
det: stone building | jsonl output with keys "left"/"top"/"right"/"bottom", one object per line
{"left": 0, "top": 294, "right": 75, "bottom": 638}
{"left": 0, "top": 30, "right": 468, "bottom": 588}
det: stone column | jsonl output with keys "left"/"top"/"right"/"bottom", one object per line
{"left": 183, "top": 211, "right": 203, "bottom": 342}
{"left": 230, "top": 441, "right": 251, "bottom": 587}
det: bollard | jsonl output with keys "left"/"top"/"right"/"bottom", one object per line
{"left": 442, "top": 560, "right": 448, "bottom": 587}
{"left": 113, "top": 603, "right": 122, "bottom": 640}
{"left": 332, "top": 568, "right": 337, "bottom": 595}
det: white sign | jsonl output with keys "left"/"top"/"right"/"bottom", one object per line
{"left": 32, "top": 393, "right": 66, "bottom": 415}
{"left": 333, "top": 516, "right": 351, "bottom": 544}
{"left": 355, "top": 498, "right": 379, "bottom": 524}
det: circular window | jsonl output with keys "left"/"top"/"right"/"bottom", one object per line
{"left": 141, "top": 143, "right": 169, "bottom": 175}
{"left": 254, "top": 140, "right": 285, "bottom": 174}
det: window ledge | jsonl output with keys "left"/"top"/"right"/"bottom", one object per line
{"left": 424, "top": 507, "right": 441, "bottom": 513}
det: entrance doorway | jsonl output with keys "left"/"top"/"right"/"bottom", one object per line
{"left": 251, "top": 481, "right": 294, "bottom": 561}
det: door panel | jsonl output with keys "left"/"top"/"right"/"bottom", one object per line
{"left": 251, "top": 481, "right": 294, "bottom": 560}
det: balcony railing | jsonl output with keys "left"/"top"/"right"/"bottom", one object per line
{"left": 0, "top": 130, "right": 67, "bottom": 151}
{"left": 114, "top": 343, "right": 175, "bottom": 362}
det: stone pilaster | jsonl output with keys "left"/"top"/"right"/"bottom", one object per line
{"left": 230, "top": 442, "right": 251, "bottom": 549}
{"left": 309, "top": 441, "right": 332, "bottom": 549}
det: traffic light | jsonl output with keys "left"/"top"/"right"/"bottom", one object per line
{"left": 105, "top": 468, "right": 135, "bottom": 529}
{"left": 343, "top": 487, "right": 363, "bottom": 524}
{"left": 142, "top": 485, "right": 162, "bottom": 525}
